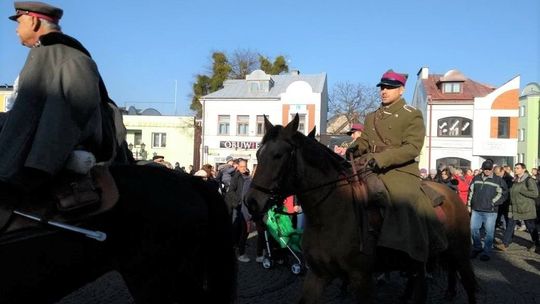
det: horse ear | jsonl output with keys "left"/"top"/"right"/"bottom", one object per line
{"left": 264, "top": 115, "right": 273, "bottom": 133}
{"left": 307, "top": 126, "right": 317, "bottom": 139}
{"left": 284, "top": 113, "right": 299, "bottom": 135}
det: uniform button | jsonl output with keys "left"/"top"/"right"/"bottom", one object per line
{"left": 388, "top": 125, "right": 392, "bottom": 129}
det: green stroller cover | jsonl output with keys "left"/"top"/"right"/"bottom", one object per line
{"left": 265, "top": 206, "right": 303, "bottom": 252}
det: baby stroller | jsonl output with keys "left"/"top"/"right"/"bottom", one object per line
{"left": 262, "top": 205, "right": 305, "bottom": 275}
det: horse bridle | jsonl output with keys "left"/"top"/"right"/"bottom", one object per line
{"left": 250, "top": 143, "right": 369, "bottom": 208}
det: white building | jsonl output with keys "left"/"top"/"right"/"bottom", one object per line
{"left": 200, "top": 70, "right": 328, "bottom": 170}
{"left": 412, "top": 67, "right": 519, "bottom": 171}
{"left": 122, "top": 111, "right": 195, "bottom": 169}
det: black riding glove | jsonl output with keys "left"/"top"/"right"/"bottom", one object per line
{"left": 367, "top": 158, "right": 378, "bottom": 170}
{"left": 357, "top": 153, "right": 378, "bottom": 170}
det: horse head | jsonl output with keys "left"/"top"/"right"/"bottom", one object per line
{"left": 246, "top": 114, "right": 349, "bottom": 216}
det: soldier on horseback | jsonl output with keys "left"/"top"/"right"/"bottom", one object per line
{"left": 0, "top": 1, "right": 130, "bottom": 230}
{"left": 347, "top": 69, "right": 448, "bottom": 263}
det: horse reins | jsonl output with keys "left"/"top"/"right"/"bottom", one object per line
{"left": 250, "top": 146, "right": 371, "bottom": 201}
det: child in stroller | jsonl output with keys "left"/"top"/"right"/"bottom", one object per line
{"left": 260, "top": 195, "right": 305, "bottom": 274}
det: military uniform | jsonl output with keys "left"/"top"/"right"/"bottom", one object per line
{"left": 349, "top": 98, "right": 447, "bottom": 262}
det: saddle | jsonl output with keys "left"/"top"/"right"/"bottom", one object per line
{"left": 0, "top": 166, "right": 119, "bottom": 239}
{"left": 349, "top": 157, "right": 448, "bottom": 257}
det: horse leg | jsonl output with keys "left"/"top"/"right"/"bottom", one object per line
{"left": 444, "top": 269, "right": 457, "bottom": 300}
{"left": 457, "top": 261, "right": 477, "bottom": 304}
{"left": 299, "top": 271, "right": 328, "bottom": 304}
{"left": 348, "top": 271, "right": 375, "bottom": 304}
{"left": 402, "top": 263, "right": 427, "bottom": 304}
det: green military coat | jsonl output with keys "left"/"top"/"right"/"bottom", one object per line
{"left": 350, "top": 98, "right": 424, "bottom": 177}
{"left": 348, "top": 98, "right": 445, "bottom": 262}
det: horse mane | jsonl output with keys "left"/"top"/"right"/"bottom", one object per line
{"left": 296, "top": 133, "right": 351, "bottom": 173}
{"left": 262, "top": 125, "right": 350, "bottom": 174}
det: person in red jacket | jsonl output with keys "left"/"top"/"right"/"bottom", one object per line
{"left": 454, "top": 168, "right": 470, "bottom": 205}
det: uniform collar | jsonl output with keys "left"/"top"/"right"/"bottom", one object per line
{"left": 380, "top": 98, "right": 405, "bottom": 113}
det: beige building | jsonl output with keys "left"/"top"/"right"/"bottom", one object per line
{"left": 0, "top": 85, "right": 14, "bottom": 111}
{"left": 122, "top": 113, "right": 196, "bottom": 169}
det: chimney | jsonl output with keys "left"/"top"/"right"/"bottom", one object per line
{"left": 417, "top": 67, "right": 429, "bottom": 80}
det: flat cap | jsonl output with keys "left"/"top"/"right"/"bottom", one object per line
{"left": 9, "top": 1, "right": 63, "bottom": 23}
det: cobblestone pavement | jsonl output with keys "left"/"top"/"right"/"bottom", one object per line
{"left": 58, "top": 229, "right": 540, "bottom": 303}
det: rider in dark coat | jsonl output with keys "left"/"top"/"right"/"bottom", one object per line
{"left": 348, "top": 70, "right": 447, "bottom": 263}
{"left": 0, "top": 2, "right": 127, "bottom": 227}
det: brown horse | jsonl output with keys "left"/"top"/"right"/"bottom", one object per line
{"left": 246, "top": 115, "right": 476, "bottom": 303}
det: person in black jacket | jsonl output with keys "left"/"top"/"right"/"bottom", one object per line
{"left": 468, "top": 160, "right": 508, "bottom": 261}
{"left": 494, "top": 165, "right": 513, "bottom": 229}
{"left": 225, "top": 158, "right": 252, "bottom": 262}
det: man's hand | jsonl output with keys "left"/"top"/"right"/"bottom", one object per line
{"left": 367, "top": 157, "right": 378, "bottom": 170}
{"left": 333, "top": 145, "right": 346, "bottom": 156}
{"left": 358, "top": 153, "right": 378, "bottom": 170}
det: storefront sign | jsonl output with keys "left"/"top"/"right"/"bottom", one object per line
{"left": 220, "top": 141, "right": 260, "bottom": 150}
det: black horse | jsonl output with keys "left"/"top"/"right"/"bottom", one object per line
{"left": 246, "top": 115, "right": 476, "bottom": 303}
{"left": 0, "top": 165, "right": 236, "bottom": 303}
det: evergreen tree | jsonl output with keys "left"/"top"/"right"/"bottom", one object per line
{"left": 190, "top": 50, "right": 288, "bottom": 117}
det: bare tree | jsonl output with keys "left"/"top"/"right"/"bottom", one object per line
{"left": 329, "top": 81, "right": 380, "bottom": 125}
{"left": 228, "top": 49, "right": 259, "bottom": 79}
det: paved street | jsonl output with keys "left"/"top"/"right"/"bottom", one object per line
{"left": 58, "top": 229, "right": 540, "bottom": 303}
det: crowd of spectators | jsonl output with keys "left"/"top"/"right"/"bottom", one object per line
{"left": 421, "top": 161, "right": 540, "bottom": 261}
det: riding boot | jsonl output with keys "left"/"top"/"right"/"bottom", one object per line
{"left": 357, "top": 170, "right": 389, "bottom": 256}
{"left": 360, "top": 169, "right": 390, "bottom": 209}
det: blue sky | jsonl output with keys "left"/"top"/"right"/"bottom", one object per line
{"left": 1, "top": 0, "right": 538, "bottom": 116}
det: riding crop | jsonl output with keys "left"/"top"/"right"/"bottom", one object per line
{"left": 13, "top": 210, "right": 107, "bottom": 242}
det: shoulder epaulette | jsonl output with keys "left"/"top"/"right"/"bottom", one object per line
{"left": 403, "top": 104, "right": 417, "bottom": 112}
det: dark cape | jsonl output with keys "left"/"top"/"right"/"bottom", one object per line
{"left": 0, "top": 32, "right": 131, "bottom": 189}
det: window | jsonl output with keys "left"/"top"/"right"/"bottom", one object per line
{"left": 127, "top": 130, "right": 142, "bottom": 145}
{"left": 218, "top": 115, "right": 230, "bottom": 135}
{"left": 256, "top": 115, "right": 265, "bottom": 135}
{"left": 133, "top": 131, "right": 142, "bottom": 145}
{"left": 437, "top": 117, "right": 472, "bottom": 137}
{"left": 237, "top": 115, "right": 249, "bottom": 136}
{"left": 152, "top": 132, "right": 166, "bottom": 148}
{"left": 249, "top": 82, "right": 258, "bottom": 93}
{"left": 442, "top": 82, "right": 461, "bottom": 93}
{"left": 497, "top": 117, "right": 509, "bottom": 138}
{"left": 290, "top": 114, "right": 307, "bottom": 134}
{"left": 519, "top": 128, "right": 525, "bottom": 141}
{"left": 436, "top": 157, "right": 471, "bottom": 172}
{"left": 519, "top": 106, "right": 525, "bottom": 117}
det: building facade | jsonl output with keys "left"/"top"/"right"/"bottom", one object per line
{"left": 200, "top": 70, "right": 328, "bottom": 170}
{"left": 518, "top": 82, "right": 540, "bottom": 167}
{"left": 122, "top": 113, "right": 195, "bottom": 169}
{"left": 0, "top": 85, "right": 14, "bottom": 111}
{"left": 412, "top": 67, "right": 520, "bottom": 171}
